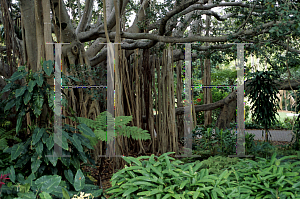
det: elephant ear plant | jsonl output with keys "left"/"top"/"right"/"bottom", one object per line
{"left": 247, "top": 71, "right": 280, "bottom": 142}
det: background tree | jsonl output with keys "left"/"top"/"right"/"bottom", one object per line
{"left": 1, "top": 0, "right": 300, "bottom": 171}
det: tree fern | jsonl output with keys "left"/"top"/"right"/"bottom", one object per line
{"left": 74, "top": 111, "right": 151, "bottom": 146}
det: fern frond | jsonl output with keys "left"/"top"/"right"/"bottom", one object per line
{"left": 118, "top": 126, "right": 151, "bottom": 141}
{"left": 77, "top": 117, "right": 97, "bottom": 129}
{"left": 77, "top": 111, "right": 151, "bottom": 145}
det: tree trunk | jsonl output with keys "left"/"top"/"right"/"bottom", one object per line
{"left": 216, "top": 99, "right": 237, "bottom": 129}
{"left": 203, "top": 0, "right": 212, "bottom": 126}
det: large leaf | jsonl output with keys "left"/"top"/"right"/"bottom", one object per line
{"left": 24, "top": 173, "right": 35, "bottom": 187}
{"left": 74, "top": 169, "right": 85, "bottom": 191}
{"left": 15, "top": 86, "right": 27, "bottom": 98}
{"left": 16, "top": 114, "right": 23, "bottom": 133}
{"left": 78, "top": 123, "right": 95, "bottom": 137}
{"left": 32, "top": 127, "right": 46, "bottom": 145}
{"left": 78, "top": 151, "right": 87, "bottom": 163}
{"left": 4, "top": 99, "right": 15, "bottom": 112}
{"left": 71, "top": 157, "right": 80, "bottom": 170}
{"left": 64, "top": 170, "right": 74, "bottom": 185}
{"left": 9, "top": 71, "right": 27, "bottom": 82}
{"left": 11, "top": 143, "right": 25, "bottom": 161}
{"left": 53, "top": 130, "right": 68, "bottom": 150}
{"left": 35, "top": 140, "right": 44, "bottom": 157}
{"left": 71, "top": 134, "right": 83, "bottom": 152}
{"left": 35, "top": 73, "right": 44, "bottom": 86}
{"left": 15, "top": 154, "right": 30, "bottom": 168}
{"left": 31, "top": 156, "right": 42, "bottom": 173}
{"left": 15, "top": 96, "right": 23, "bottom": 111}
{"left": 28, "top": 80, "right": 36, "bottom": 92}
{"left": 33, "top": 105, "right": 42, "bottom": 117}
{"left": 35, "top": 175, "right": 61, "bottom": 193}
{"left": 9, "top": 165, "right": 15, "bottom": 183}
{"left": 47, "top": 90, "right": 54, "bottom": 109}
{"left": 33, "top": 92, "right": 44, "bottom": 109}
{"left": 62, "top": 187, "right": 70, "bottom": 199}
{"left": 47, "top": 149, "right": 58, "bottom": 166}
{"left": 39, "top": 192, "right": 52, "bottom": 199}
{"left": 1, "top": 82, "right": 12, "bottom": 93}
{"left": 75, "top": 134, "right": 94, "bottom": 150}
{"left": 17, "top": 192, "right": 35, "bottom": 199}
{"left": 46, "top": 135, "right": 54, "bottom": 150}
{"left": 17, "top": 173, "right": 25, "bottom": 184}
{"left": 43, "top": 60, "right": 53, "bottom": 76}
{"left": 23, "top": 90, "right": 32, "bottom": 105}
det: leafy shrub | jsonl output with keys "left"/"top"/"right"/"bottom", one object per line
{"left": 198, "top": 156, "right": 239, "bottom": 175}
{"left": 247, "top": 140, "right": 276, "bottom": 158}
{"left": 107, "top": 152, "right": 300, "bottom": 198}
{"left": 228, "top": 153, "right": 300, "bottom": 198}
{"left": 106, "top": 152, "right": 232, "bottom": 199}
{"left": 0, "top": 63, "right": 106, "bottom": 198}
{"left": 189, "top": 127, "right": 256, "bottom": 158}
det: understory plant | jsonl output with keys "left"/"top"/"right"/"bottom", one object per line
{"left": 106, "top": 152, "right": 300, "bottom": 199}
{"left": 0, "top": 62, "right": 106, "bottom": 198}
{"left": 70, "top": 111, "right": 151, "bottom": 146}
{"left": 188, "top": 126, "right": 257, "bottom": 159}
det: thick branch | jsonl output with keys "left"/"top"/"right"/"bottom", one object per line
{"left": 76, "top": 0, "right": 94, "bottom": 35}
{"left": 175, "top": 78, "right": 300, "bottom": 115}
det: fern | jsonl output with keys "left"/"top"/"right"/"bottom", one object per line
{"left": 75, "top": 111, "right": 151, "bottom": 146}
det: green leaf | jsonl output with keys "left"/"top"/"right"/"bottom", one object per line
{"left": 4, "top": 99, "right": 15, "bottom": 112}
{"left": 62, "top": 187, "right": 70, "bottom": 199}
{"left": 71, "top": 134, "right": 83, "bottom": 152}
{"left": 64, "top": 170, "right": 74, "bottom": 185}
{"left": 48, "top": 90, "right": 54, "bottom": 109}
{"left": 43, "top": 60, "right": 53, "bottom": 76}
{"left": 24, "top": 173, "right": 35, "bottom": 187}
{"left": 35, "top": 175, "right": 61, "bottom": 193}
{"left": 15, "top": 86, "right": 27, "bottom": 98}
{"left": 31, "top": 157, "right": 42, "bottom": 173}
{"left": 78, "top": 123, "right": 95, "bottom": 137}
{"left": 1, "top": 83, "right": 12, "bottom": 93}
{"left": 9, "top": 165, "right": 16, "bottom": 183}
{"left": 33, "top": 104, "right": 42, "bottom": 117}
{"left": 35, "top": 73, "right": 44, "bottom": 86}
{"left": 74, "top": 169, "right": 85, "bottom": 191}
{"left": 17, "top": 192, "right": 35, "bottom": 199}
{"left": 35, "top": 141, "right": 44, "bottom": 157}
{"left": 75, "top": 134, "right": 94, "bottom": 150}
{"left": 9, "top": 71, "right": 27, "bottom": 82}
{"left": 28, "top": 80, "right": 36, "bottom": 92}
{"left": 90, "top": 189, "right": 104, "bottom": 197}
{"left": 122, "top": 187, "right": 139, "bottom": 197}
{"left": 23, "top": 90, "right": 32, "bottom": 105}
{"left": 53, "top": 131, "right": 68, "bottom": 150}
{"left": 33, "top": 92, "right": 44, "bottom": 109}
{"left": 46, "top": 135, "right": 54, "bottom": 150}
{"left": 16, "top": 114, "right": 23, "bottom": 134}
{"left": 11, "top": 143, "right": 25, "bottom": 161}
{"left": 32, "top": 128, "right": 46, "bottom": 145}
{"left": 39, "top": 192, "right": 52, "bottom": 199}
{"left": 47, "top": 149, "right": 58, "bottom": 166}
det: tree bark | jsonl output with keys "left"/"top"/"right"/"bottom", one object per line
{"left": 203, "top": 0, "right": 213, "bottom": 126}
